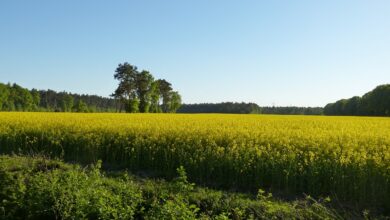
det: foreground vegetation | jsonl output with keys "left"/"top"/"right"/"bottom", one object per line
{"left": 0, "top": 113, "right": 389, "bottom": 215}
{"left": 0, "top": 155, "right": 358, "bottom": 219}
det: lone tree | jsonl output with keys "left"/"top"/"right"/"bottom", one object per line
{"left": 135, "top": 70, "right": 154, "bottom": 113}
{"left": 156, "top": 79, "right": 173, "bottom": 113}
{"left": 112, "top": 63, "right": 182, "bottom": 113}
{"left": 112, "top": 63, "right": 138, "bottom": 113}
{"left": 170, "top": 91, "right": 182, "bottom": 113}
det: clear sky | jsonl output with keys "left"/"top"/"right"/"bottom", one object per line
{"left": 0, "top": 1, "right": 389, "bottom": 107}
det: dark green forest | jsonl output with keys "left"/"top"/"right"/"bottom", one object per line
{"left": 177, "top": 103, "right": 323, "bottom": 115}
{"left": 0, "top": 62, "right": 183, "bottom": 113}
{"left": 1, "top": 77, "right": 388, "bottom": 116}
{"left": 260, "top": 106, "right": 323, "bottom": 115}
{"left": 0, "top": 82, "right": 116, "bottom": 112}
{"left": 324, "top": 84, "right": 390, "bottom": 116}
{"left": 177, "top": 102, "right": 262, "bottom": 114}
{"left": 0, "top": 81, "right": 181, "bottom": 113}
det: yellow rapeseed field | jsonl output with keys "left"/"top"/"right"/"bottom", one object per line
{"left": 0, "top": 112, "right": 389, "bottom": 210}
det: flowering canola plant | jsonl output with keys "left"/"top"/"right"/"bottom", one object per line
{"left": 0, "top": 112, "right": 389, "bottom": 210}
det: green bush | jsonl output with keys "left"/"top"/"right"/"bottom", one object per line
{"left": 0, "top": 157, "right": 142, "bottom": 219}
{"left": 0, "top": 156, "right": 376, "bottom": 219}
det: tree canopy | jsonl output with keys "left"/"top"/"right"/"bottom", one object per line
{"left": 112, "top": 63, "right": 182, "bottom": 113}
{"left": 177, "top": 103, "right": 323, "bottom": 115}
{"left": 260, "top": 106, "right": 323, "bottom": 115}
{"left": 177, "top": 102, "right": 261, "bottom": 114}
{"left": 324, "top": 84, "right": 390, "bottom": 116}
{"left": 0, "top": 82, "right": 116, "bottom": 112}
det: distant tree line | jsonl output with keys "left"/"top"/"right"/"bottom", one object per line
{"left": 177, "top": 103, "right": 323, "bottom": 115}
{"left": 0, "top": 63, "right": 183, "bottom": 113}
{"left": 0, "top": 82, "right": 116, "bottom": 112}
{"left": 3, "top": 73, "right": 387, "bottom": 116}
{"left": 260, "top": 106, "right": 323, "bottom": 115}
{"left": 324, "top": 84, "right": 390, "bottom": 116}
{"left": 177, "top": 102, "right": 261, "bottom": 114}
{"left": 112, "top": 62, "right": 181, "bottom": 113}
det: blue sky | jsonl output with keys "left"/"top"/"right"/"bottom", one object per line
{"left": 0, "top": 1, "right": 389, "bottom": 106}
